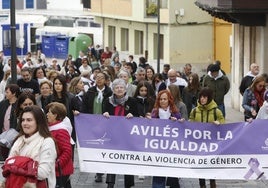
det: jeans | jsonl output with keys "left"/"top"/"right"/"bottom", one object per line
{"left": 152, "top": 176, "right": 166, "bottom": 188}
{"left": 217, "top": 103, "right": 225, "bottom": 118}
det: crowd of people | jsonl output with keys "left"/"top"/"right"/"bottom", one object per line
{"left": 0, "top": 46, "right": 267, "bottom": 188}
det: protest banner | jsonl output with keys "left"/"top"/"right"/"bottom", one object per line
{"left": 75, "top": 113, "right": 268, "bottom": 180}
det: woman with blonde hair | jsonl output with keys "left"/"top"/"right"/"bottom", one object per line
{"left": 36, "top": 80, "right": 52, "bottom": 110}
{"left": 242, "top": 75, "right": 266, "bottom": 121}
{"left": 69, "top": 76, "right": 85, "bottom": 113}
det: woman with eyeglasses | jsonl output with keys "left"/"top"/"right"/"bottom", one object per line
{"left": 242, "top": 75, "right": 266, "bottom": 122}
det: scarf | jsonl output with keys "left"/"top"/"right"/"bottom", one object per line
{"left": 109, "top": 94, "right": 128, "bottom": 107}
{"left": 76, "top": 91, "right": 84, "bottom": 102}
{"left": 254, "top": 89, "right": 265, "bottom": 108}
{"left": 96, "top": 87, "right": 105, "bottom": 103}
{"left": 137, "top": 95, "right": 147, "bottom": 103}
{"left": 158, "top": 106, "right": 171, "bottom": 119}
{"left": 10, "top": 132, "right": 44, "bottom": 160}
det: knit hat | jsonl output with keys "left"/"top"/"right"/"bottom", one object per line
{"left": 263, "top": 89, "right": 268, "bottom": 101}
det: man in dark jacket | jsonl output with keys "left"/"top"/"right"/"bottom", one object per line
{"left": 203, "top": 64, "right": 230, "bottom": 117}
{"left": 239, "top": 63, "right": 259, "bottom": 95}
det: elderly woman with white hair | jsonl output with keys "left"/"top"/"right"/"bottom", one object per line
{"left": 103, "top": 78, "right": 138, "bottom": 188}
{"left": 118, "top": 69, "right": 137, "bottom": 97}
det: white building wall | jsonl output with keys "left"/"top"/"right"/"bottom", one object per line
{"left": 260, "top": 16, "right": 268, "bottom": 72}
{"left": 47, "top": 0, "right": 83, "bottom": 10}
{"left": 231, "top": 15, "right": 268, "bottom": 111}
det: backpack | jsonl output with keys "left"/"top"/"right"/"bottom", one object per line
{"left": 192, "top": 107, "right": 217, "bottom": 122}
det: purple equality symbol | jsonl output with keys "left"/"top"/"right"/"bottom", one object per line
{"left": 244, "top": 158, "right": 266, "bottom": 180}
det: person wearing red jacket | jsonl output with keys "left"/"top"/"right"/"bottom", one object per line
{"left": 100, "top": 46, "right": 112, "bottom": 64}
{"left": 46, "top": 102, "right": 74, "bottom": 188}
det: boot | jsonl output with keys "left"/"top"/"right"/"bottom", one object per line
{"left": 95, "top": 173, "right": 103, "bottom": 183}
{"left": 210, "top": 179, "right": 216, "bottom": 188}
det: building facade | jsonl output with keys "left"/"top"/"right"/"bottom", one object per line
{"left": 90, "top": 0, "right": 231, "bottom": 74}
{"left": 196, "top": 0, "right": 268, "bottom": 110}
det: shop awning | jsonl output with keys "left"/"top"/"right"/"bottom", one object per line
{"left": 195, "top": 0, "right": 268, "bottom": 26}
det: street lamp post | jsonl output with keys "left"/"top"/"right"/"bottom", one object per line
{"left": 157, "top": 0, "right": 160, "bottom": 73}
{"left": 10, "top": 0, "right": 17, "bottom": 84}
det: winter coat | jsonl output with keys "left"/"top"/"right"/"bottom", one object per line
{"left": 49, "top": 121, "right": 74, "bottom": 177}
{"left": 175, "top": 101, "right": 188, "bottom": 120}
{"left": 182, "top": 87, "right": 200, "bottom": 117}
{"left": 135, "top": 97, "right": 155, "bottom": 117}
{"left": 239, "top": 72, "right": 256, "bottom": 95}
{"left": 202, "top": 70, "right": 230, "bottom": 105}
{"left": 7, "top": 132, "right": 57, "bottom": 188}
{"left": 82, "top": 86, "right": 112, "bottom": 114}
{"left": 189, "top": 99, "right": 225, "bottom": 123}
{"left": 242, "top": 88, "right": 264, "bottom": 119}
{"left": 103, "top": 96, "right": 138, "bottom": 117}
{"left": 0, "top": 100, "right": 17, "bottom": 133}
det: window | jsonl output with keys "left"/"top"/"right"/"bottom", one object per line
{"left": 108, "top": 26, "right": 116, "bottom": 48}
{"left": 2, "top": 0, "right": 10, "bottom": 9}
{"left": 82, "top": 0, "right": 91, "bottom": 9}
{"left": 3, "top": 29, "right": 24, "bottom": 49}
{"left": 76, "top": 20, "right": 89, "bottom": 27}
{"left": 160, "top": 0, "right": 168, "bottom": 8}
{"left": 153, "top": 33, "right": 164, "bottom": 59}
{"left": 146, "top": 0, "right": 168, "bottom": 8}
{"left": 89, "top": 22, "right": 101, "bottom": 28}
{"left": 134, "top": 30, "right": 143, "bottom": 55}
{"left": 121, "top": 28, "right": 129, "bottom": 51}
{"left": 26, "top": 0, "right": 34, "bottom": 8}
{"left": 45, "top": 18, "right": 74, "bottom": 27}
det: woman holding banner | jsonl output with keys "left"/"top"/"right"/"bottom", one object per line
{"left": 81, "top": 71, "right": 113, "bottom": 183}
{"left": 103, "top": 78, "right": 138, "bottom": 188}
{"left": 189, "top": 87, "right": 224, "bottom": 188}
{"left": 151, "top": 89, "right": 182, "bottom": 188}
